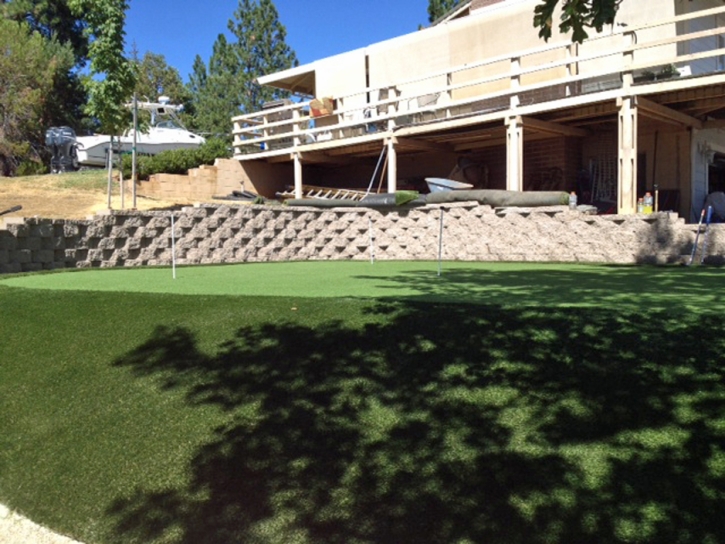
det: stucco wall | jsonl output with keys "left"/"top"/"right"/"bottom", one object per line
{"left": 0, "top": 202, "right": 720, "bottom": 275}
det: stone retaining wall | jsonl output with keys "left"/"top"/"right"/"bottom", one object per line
{"left": 0, "top": 202, "right": 721, "bottom": 274}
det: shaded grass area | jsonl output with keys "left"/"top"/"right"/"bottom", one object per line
{"left": 1, "top": 264, "right": 725, "bottom": 543}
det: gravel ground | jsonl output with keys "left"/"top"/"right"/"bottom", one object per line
{"left": 0, "top": 504, "right": 85, "bottom": 544}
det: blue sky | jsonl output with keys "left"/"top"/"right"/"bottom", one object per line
{"left": 125, "top": 0, "right": 429, "bottom": 83}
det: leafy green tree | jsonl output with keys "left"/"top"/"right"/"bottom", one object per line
{"left": 0, "top": 17, "right": 74, "bottom": 174}
{"left": 68, "top": 0, "right": 135, "bottom": 135}
{"left": 427, "top": 0, "right": 461, "bottom": 23}
{"left": 187, "top": 0, "right": 298, "bottom": 139}
{"left": 534, "top": 0, "right": 622, "bottom": 43}
{"left": 133, "top": 51, "right": 189, "bottom": 104}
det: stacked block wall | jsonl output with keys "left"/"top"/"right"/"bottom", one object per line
{"left": 0, "top": 203, "right": 720, "bottom": 274}
{"left": 141, "top": 159, "right": 244, "bottom": 201}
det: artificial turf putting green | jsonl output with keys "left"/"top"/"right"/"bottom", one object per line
{"left": 1, "top": 260, "right": 723, "bottom": 311}
{"left": 1, "top": 262, "right": 724, "bottom": 544}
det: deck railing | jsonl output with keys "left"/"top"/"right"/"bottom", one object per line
{"left": 232, "top": 5, "right": 725, "bottom": 159}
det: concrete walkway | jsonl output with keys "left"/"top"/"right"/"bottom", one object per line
{"left": 0, "top": 503, "right": 85, "bottom": 544}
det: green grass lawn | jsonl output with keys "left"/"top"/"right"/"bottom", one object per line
{"left": 1, "top": 262, "right": 724, "bottom": 544}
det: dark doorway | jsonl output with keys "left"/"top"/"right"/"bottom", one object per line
{"left": 708, "top": 153, "right": 725, "bottom": 194}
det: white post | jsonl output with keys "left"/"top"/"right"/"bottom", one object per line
{"left": 510, "top": 56, "right": 520, "bottom": 109}
{"left": 437, "top": 207, "right": 444, "bottom": 276}
{"left": 506, "top": 116, "right": 523, "bottom": 191}
{"left": 119, "top": 157, "right": 125, "bottom": 209}
{"left": 387, "top": 137, "right": 397, "bottom": 194}
{"left": 618, "top": 96, "right": 638, "bottom": 214}
{"left": 293, "top": 152, "right": 303, "bottom": 199}
{"left": 132, "top": 94, "right": 138, "bottom": 209}
{"left": 106, "top": 135, "right": 114, "bottom": 209}
{"left": 171, "top": 213, "right": 177, "bottom": 279}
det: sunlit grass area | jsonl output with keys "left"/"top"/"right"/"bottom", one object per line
{"left": 0, "top": 169, "right": 109, "bottom": 191}
{"left": 1, "top": 262, "right": 724, "bottom": 543}
{"left": 2, "top": 260, "right": 723, "bottom": 311}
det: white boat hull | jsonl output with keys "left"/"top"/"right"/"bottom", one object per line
{"left": 75, "top": 128, "right": 205, "bottom": 167}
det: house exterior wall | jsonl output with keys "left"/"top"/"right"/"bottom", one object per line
{"left": 316, "top": 49, "right": 368, "bottom": 114}
{"left": 310, "top": 0, "right": 685, "bottom": 110}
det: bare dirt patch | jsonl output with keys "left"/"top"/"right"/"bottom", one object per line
{"left": 0, "top": 171, "right": 190, "bottom": 220}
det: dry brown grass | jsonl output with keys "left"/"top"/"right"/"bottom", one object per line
{"left": 0, "top": 170, "right": 191, "bottom": 220}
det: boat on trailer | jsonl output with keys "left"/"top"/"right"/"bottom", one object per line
{"left": 72, "top": 97, "right": 205, "bottom": 168}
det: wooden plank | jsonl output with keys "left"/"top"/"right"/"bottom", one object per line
{"left": 394, "top": 137, "right": 454, "bottom": 153}
{"left": 300, "top": 152, "right": 356, "bottom": 165}
{"left": 635, "top": 97, "right": 703, "bottom": 128}
{"left": 702, "top": 119, "right": 725, "bottom": 130}
{"left": 520, "top": 116, "right": 589, "bottom": 137}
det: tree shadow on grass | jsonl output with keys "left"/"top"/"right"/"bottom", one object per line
{"left": 353, "top": 264, "right": 725, "bottom": 310}
{"left": 109, "top": 302, "right": 725, "bottom": 544}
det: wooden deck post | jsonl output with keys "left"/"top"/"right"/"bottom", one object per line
{"left": 617, "top": 96, "right": 638, "bottom": 214}
{"left": 387, "top": 136, "right": 397, "bottom": 193}
{"left": 294, "top": 152, "right": 303, "bottom": 199}
{"left": 506, "top": 116, "right": 523, "bottom": 191}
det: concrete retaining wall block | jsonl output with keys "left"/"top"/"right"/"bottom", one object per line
{"left": 0, "top": 203, "right": 720, "bottom": 275}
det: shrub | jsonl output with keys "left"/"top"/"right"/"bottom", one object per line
{"left": 121, "top": 138, "right": 231, "bottom": 180}
{"left": 16, "top": 159, "right": 48, "bottom": 176}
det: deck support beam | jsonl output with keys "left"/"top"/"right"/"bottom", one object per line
{"left": 386, "top": 136, "right": 397, "bottom": 193}
{"left": 617, "top": 96, "right": 638, "bottom": 214}
{"left": 506, "top": 116, "right": 523, "bottom": 191}
{"left": 293, "top": 152, "right": 303, "bottom": 199}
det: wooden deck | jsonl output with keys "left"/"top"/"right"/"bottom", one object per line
{"left": 231, "top": 6, "right": 725, "bottom": 213}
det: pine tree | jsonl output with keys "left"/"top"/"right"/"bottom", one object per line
{"left": 1, "top": 0, "right": 88, "bottom": 65}
{"left": 1, "top": 0, "right": 89, "bottom": 130}
{"left": 427, "top": 0, "right": 461, "bottom": 24}
{"left": 187, "top": 35, "right": 240, "bottom": 137}
{"left": 228, "top": 0, "right": 298, "bottom": 112}
{"left": 187, "top": 0, "right": 298, "bottom": 139}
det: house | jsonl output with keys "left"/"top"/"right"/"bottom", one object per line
{"left": 231, "top": 0, "right": 725, "bottom": 222}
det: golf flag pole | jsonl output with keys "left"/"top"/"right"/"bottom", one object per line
{"left": 699, "top": 205, "right": 713, "bottom": 265}
{"left": 171, "top": 213, "right": 177, "bottom": 279}
{"left": 438, "top": 207, "right": 444, "bottom": 276}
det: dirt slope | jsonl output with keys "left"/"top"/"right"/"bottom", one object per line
{"left": 0, "top": 171, "right": 187, "bottom": 220}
